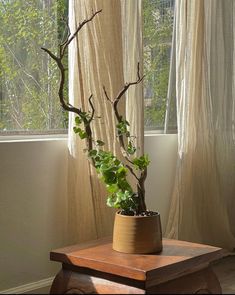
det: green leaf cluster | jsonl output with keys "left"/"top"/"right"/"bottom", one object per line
{"left": 88, "top": 149, "right": 138, "bottom": 214}
{"left": 116, "top": 119, "right": 137, "bottom": 156}
{"left": 127, "top": 141, "right": 136, "bottom": 155}
{"left": 80, "top": 111, "right": 91, "bottom": 122}
{"left": 96, "top": 140, "right": 105, "bottom": 146}
{"left": 133, "top": 154, "right": 150, "bottom": 171}
{"left": 73, "top": 116, "right": 87, "bottom": 139}
{"left": 116, "top": 119, "right": 130, "bottom": 137}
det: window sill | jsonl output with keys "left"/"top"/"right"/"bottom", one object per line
{"left": 0, "top": 134, "right": 68, "bottom": 143}
{"left": 0, "top": 131, "right": 177, "bottom": 143}
{"left": 144, "top": 130, "right": 177, "bottom": 136}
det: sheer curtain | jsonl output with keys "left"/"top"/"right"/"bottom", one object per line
{"left": 165, "top": 0, "right": 235, "bottom": 250}
{"left": 121, "top": 0, "right": 144, "bottom": 155}
{"left": 67, "top": 0, "right": 143, "bottom": 244}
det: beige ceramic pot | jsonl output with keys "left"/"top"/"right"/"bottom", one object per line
{"left": 112, "top": 211, "right": 162, "bottom": 254}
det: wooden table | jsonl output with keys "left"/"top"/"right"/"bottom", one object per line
{"left": 50, "top": 237, "right": 225, "bottom": 294}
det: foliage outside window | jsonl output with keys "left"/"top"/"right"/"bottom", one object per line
{"left": 143, "top": 0, "right": 176, "bottom": 132}
{"left": 0, "top": 0, "right": 68, "bottom": 135}
{"left": 0, "top": 0, "right": 175, "bottom": 136}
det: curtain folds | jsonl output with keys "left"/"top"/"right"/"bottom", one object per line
{"left": 121, "top": 0, "right": 144, "bottom": 155}
{"left": 67, "top": 0, "right": 143, "bottom": 244}
{"left": 165, "top": 0, "right": 235, "bottom": 250}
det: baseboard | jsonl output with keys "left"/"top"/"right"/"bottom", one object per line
{"left": 0, "top": 277, "right": 54, "bottom": 294}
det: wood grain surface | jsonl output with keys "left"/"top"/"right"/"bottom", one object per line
{"left": 50, "top": 238, "right": 226, "bottom": 287}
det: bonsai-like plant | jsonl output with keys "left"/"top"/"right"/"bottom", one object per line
{"left": 42, "top": 9, "right": 151, "bottom": 216}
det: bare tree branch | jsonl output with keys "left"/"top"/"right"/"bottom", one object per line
{"left": 41, "top": 10, "right": 102, "bottom": 158}
{"left": 42, "top": 9, "right": 147, "bottom": 213}
{"left": 116, "top": 63, "right": 144, "bottom": 101}
{"left": 103, "top": 62, "right": 144, "bottom": 161}
{"left": 60, "top": 16, "right": 71, "bottom": 50}
{"left": 103, "top": 85, "right": 112, "bottom": 103}
{"left": 126, "top": 164, "right": 139, "bottom": 182}
{"left": 60, "top": 9, "right": 102, "bottom": 58}
{"left": 88, "top": 94, "right": 95, "bottom": 123}
{"left": 41, "top": 47, "right": 59, "bottom": 62}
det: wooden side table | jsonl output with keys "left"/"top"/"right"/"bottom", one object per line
{"left": 50, "top": 237, "right": 225, "bottom": 294}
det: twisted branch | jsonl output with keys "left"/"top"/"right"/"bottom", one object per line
{"left": 60, "top": 9, "right": 102, "bottom": 58}
{"left": 88, "top": 94, "right": 95, "bottom": 123}
{"left": 103, "top": 63, "right": 147, "bottom": 212}
{"left": 41, "top": 9, "right": 102, "bottom": 159}
{"left": 42, "top": 9, "right": 147, "bottom": 213}
{"left": 103, "top": 63, "right": 144, "bottom": 162}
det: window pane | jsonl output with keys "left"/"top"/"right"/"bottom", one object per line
{"left": 0, "top": 0, "right": 68, "bottom": 135}
{"left": 143, "top": 0, "right": 176, "bottom": 132}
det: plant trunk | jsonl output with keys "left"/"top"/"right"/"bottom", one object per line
{"left": 136, "top": 168, "right": 148, "bottom": 214}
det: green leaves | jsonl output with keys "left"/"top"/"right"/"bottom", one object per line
{"left": 0, "top": 0, "right": 69, "bottom": 132}
{"left": 127, "top": 141, "right": 136, "bottom": 155}
{"left": 88, "top": 148, "right": 137, "bottom": 213}
{"left": 116, "top": 119, "right": 130, "bottom": 136}
{"left": 133, "top": 154, "right": 150, "bottom": 171}
{"left": 143, "top": 0, "right": 174, "bottom": 130}
{"left": 101, "top": 165, "right": 117, "bottom": 184}
{"left": 106, "top": 190, "right": 137, "bottom": 212}
{"left": 116, "top": 119, "right": 137, "bottom": 156}
{"left": 73, "top": 116, "right": 89, "bottom": 139}
{"left": 88, "top": 149, "right": 97, "bottom": 157}
{"left": 80, "top": 112, "right": 91, "bottom": 122}
{"left": 73, "top": 126, "right": 87, "bottom": 139}
{"left": 75, "top": 116, "right": 82, "bottom": 125}
{"left": 96, "top": 140, "right": 105, "bottom": 146}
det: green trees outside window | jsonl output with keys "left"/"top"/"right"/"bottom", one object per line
{"left": 0, "top": 0, "right": 175, "bottom": 135}
{"left": 0, "top": 0, "right": 68, "bottom": 134}
{"left": 143, "top": 0, "right": 175, "bottom": 131}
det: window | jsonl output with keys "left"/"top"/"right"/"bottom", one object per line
{"left": 0, "top": 0, "right": 175, "bottom": 136}
{"left": 143, "top": 0, "right": 176, "bottom": 132}
{"left": 0, "top": 0, "right": 68, "bottom": 135}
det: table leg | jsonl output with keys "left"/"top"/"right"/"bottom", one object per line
{"left": 147, "top": 266, "right": 222, "bottom": 294}
{"left": 50, "top": 268, "right": 145, "bottom": 294}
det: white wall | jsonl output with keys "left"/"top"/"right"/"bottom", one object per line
{"left": 145, "top": 134, "right": 178, "bottom": 231}
{"left": 0, "top": 139, "right": 68, "bottom": 291}
{"left": 0, "top": 135, "right": 178, "bottom": 292}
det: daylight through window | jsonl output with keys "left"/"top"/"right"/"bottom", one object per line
{"left": 0, "top": 0, "right": 175, "bottom": 136}
{"left": 0, "top": 0, "right": 68, "bottom": 135}
{"left": 143, "top": 0, "right": 176, "bottom": 132}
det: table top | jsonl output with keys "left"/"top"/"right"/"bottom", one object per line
{"left": 50, "top": 237, "right": 225, "bottom": 286}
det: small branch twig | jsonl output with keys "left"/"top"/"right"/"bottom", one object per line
{"left": 103, "top": 85, "right": 112, "bottom": 103}
{"left": 126, "top": 164, "right": 139, "bottom": 182}
{"left": 88, "top": 94, "right": 95, "bottom": 123}
{"left": 60, "top": 17, "right": 71, "bottom": 48}
{"left": 115, "top": 63, "right": 144, "bottom": 105}
{"left": 104, "top": 62, "right": 144, "bottom": 122}
{"left": 103, "top": 62, "right": 144, "bottom": 165}
{"left": 60, "top": 9, "right": 102, "bottom": 58}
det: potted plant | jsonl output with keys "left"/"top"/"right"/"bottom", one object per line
{"left": 42, "top": 9, "right": 162, "bottom": 254}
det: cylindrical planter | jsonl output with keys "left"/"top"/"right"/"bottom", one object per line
{"left": 112, "top": 211, "right": 162, "bottom": 254}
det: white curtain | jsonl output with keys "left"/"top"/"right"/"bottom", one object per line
{"left": 165, "top": 0, "right": 235, "bottom": 250}
{"left": 121, "top": 0, "right": 144, "bottom": 155}
{"left": 67, "top": 0, "right": 143, "bottom": 244}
